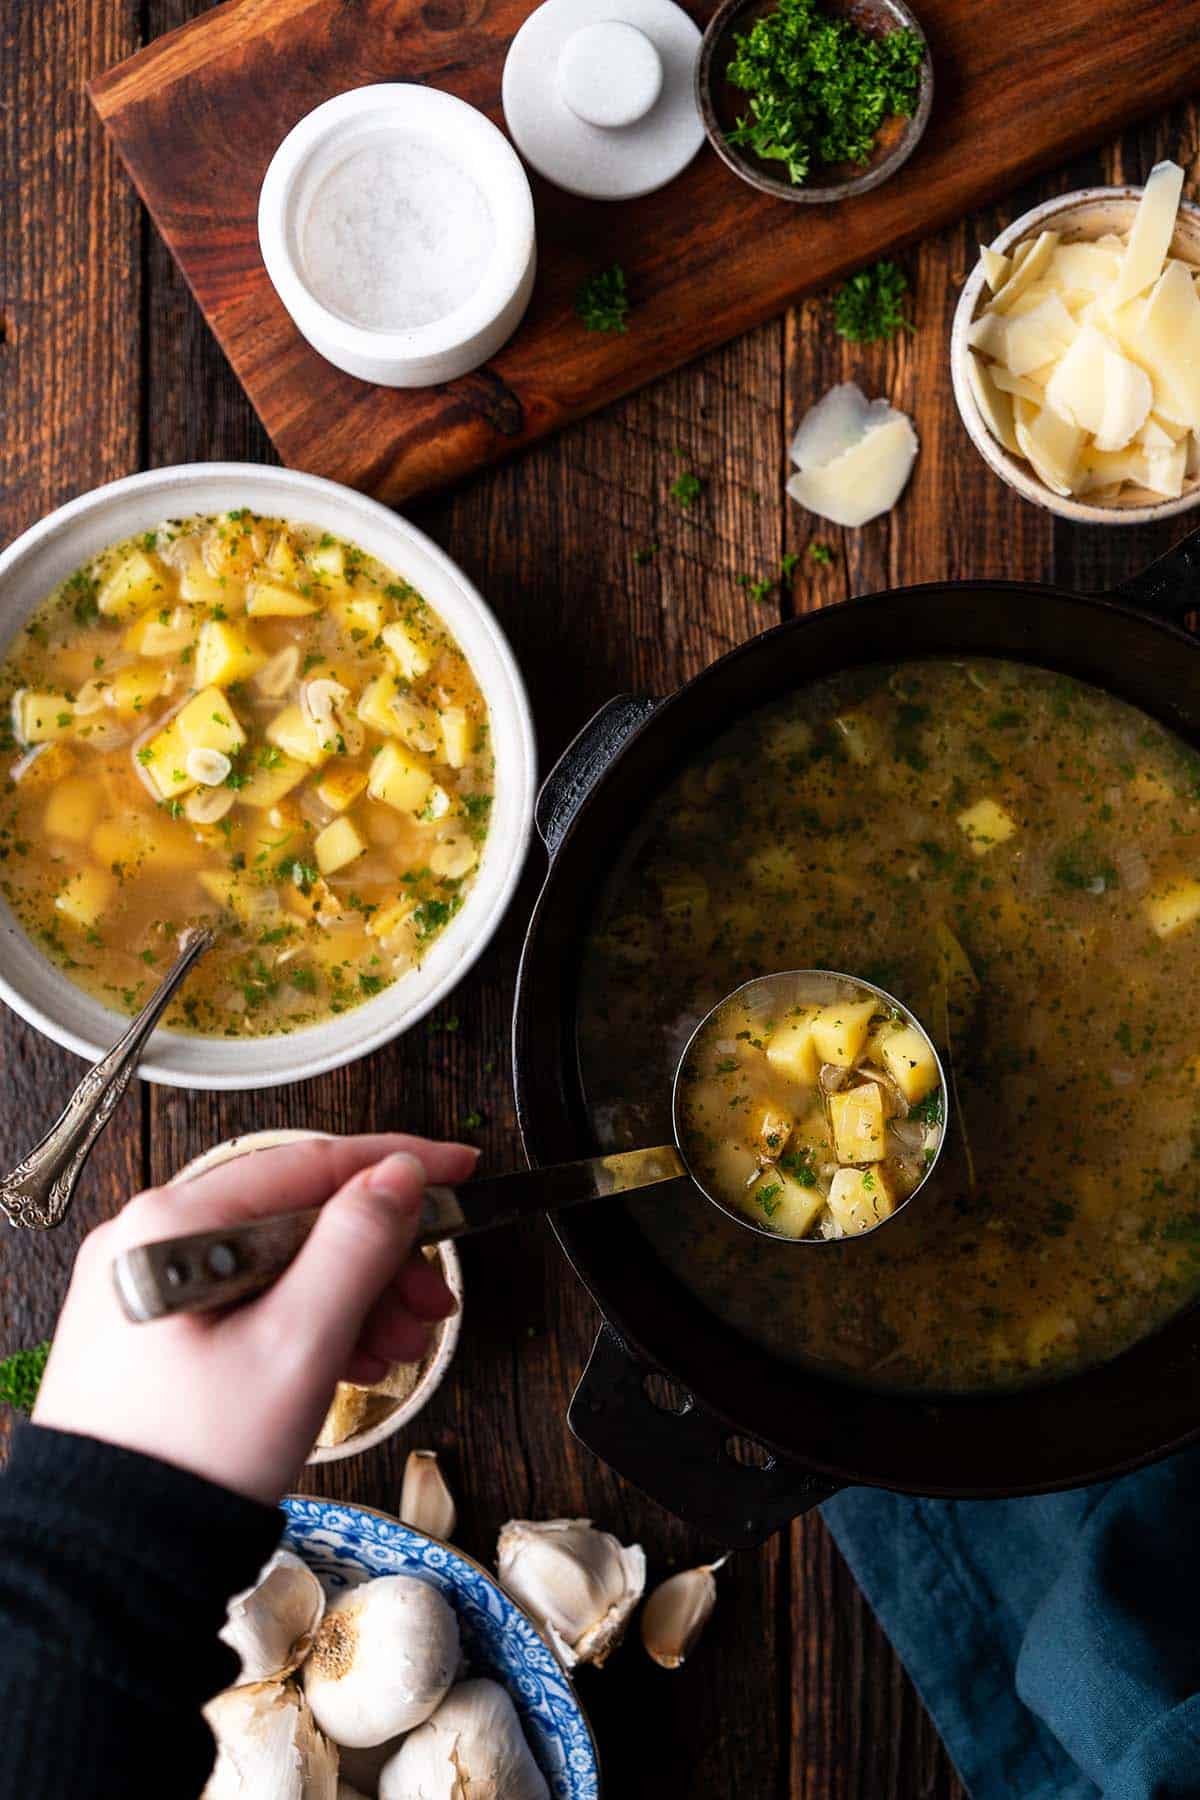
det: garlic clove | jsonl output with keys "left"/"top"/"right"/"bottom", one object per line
{"left": 203, "top": 1680, "right": 337, "bottom": 1799}
{"left": 399, "top": 1449, "right": 457, "bottom": 1541}
{"left": 256, "top": 643, "right": 301, "bottom": 698}
{"left": 379, "top": 1679, "right": 548, "bottom": 1800}
{"left": 219, "top": 1549, "right": 326, "bottom": 1686}
{"left": 303, "top": 678, "right": 351, "bottom": 729}
{"left": 302, "top": 1574, "right": 460, "bottom": 1748}
{"left": 640, "top": 1557, "right": 727, "bottom": 1670}
{"left": 186, "top": 783, "right": 237, "bottom": 825}
{"left": 496, "top": 1519, "right": 646, "bottom": 1669}
{"left": 186, "top": 745, "right": 232, "bottom": 787}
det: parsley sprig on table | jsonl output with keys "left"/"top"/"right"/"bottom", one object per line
{"left": 576, "top": 264, "right": 630, "bottom": 334}
{"left": 725, "top": 0, "right": 924, "bottom": 188}
{"left": 833, "top": 259, "right": 914, "bottom": 342}
{"left": 0, "top": 1341, "right": 50, "bottom": 1413}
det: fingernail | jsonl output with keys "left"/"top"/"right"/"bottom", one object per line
{"left": 367, "top": 1152, "right": 426, "bottom": 1207}
{"left": 454, "top": 1143, "right": 482, "bottom": 1163}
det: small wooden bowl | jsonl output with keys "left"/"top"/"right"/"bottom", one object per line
{"left": 697, "top": 0, "right": 933, "bottom": 204}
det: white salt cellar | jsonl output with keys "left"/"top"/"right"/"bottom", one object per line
{"left": 259, "top": 86, "right": 536, "bottom": 388}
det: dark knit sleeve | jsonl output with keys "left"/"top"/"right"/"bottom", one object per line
{"left": 0, "top": 1423, "right": 283, "bottom": 1799}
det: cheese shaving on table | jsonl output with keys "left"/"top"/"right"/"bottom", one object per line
{"left": 786, "top": 382, "right": 919, "bottom": 527}
{"left": 966, "top": 160, "right": 1200, "bottom": 502}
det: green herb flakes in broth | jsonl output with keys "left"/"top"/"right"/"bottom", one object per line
{"left": 577, "top": 659, "right": 1200, "bottom": 1394}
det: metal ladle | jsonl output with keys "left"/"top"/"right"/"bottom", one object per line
{"left": 111, "top": 968, "right": 948, "bottom": 1323}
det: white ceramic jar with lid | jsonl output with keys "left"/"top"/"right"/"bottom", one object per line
{"left": 259, "top": 85, "right": 536, "bottom": 388}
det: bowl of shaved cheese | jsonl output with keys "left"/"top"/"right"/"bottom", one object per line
{"left": 951, "top": 163, "right": 1200, "bottom": 523}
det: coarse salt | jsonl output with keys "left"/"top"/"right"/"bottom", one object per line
{"left": 299, "top": 137, "right": 495, "bottom": 332}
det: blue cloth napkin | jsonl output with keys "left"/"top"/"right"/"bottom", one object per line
{"left": 822, "top": 1448, "right": 1200, "bottom": 1798}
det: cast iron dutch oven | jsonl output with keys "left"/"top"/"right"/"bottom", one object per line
{"left": 512, "top": 530, "right": 1200, "bottom": 1548}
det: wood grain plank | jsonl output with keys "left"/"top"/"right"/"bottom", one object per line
{"left": 90, "top": 0, "right": 1200, "bottom": 503}
{"left": 138, "top": 10, "right": 793, "bottom": 1771}
{"left": 0, "top": 0, "right": 145, "bottom": 1433}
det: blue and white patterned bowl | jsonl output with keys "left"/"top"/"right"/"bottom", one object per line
{"left": 282, "top": 1496, "right": 600, "bottom": 1798}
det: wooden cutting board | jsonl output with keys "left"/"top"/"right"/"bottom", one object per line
{"left": 89, "top": 0, "right": 1200, "bottom": 506}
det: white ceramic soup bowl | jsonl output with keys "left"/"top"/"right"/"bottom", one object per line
{"left": 0, "top": 464, "right": 536, "bottom": 1087}
{"left": 950, "top": 186, "right": 1200, "bottom": 525}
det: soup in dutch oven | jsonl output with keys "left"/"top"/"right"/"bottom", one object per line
{"left": 579, "top": 659, "right": 1200, "bottom": 1393}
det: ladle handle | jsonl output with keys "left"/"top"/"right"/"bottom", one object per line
{"left": 110, "top": 1145, "right": 684, "bottom": 1321}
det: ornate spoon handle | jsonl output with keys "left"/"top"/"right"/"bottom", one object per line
{"left": 0, "top": 927, "right": 214, "bottom": 1232}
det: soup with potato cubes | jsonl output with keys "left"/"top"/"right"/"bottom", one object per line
{"left": 678, "top": 973, "right": 944, "bottom": 1239}
{"left": 0, "top": 512, "right": 493, "bottom": 1036}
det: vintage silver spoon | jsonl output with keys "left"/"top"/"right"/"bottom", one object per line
{"left": 0, "top": 927, "right": 214, "bottom": 1232}
{"left": 110, "top": 968, "right": 949, "bottom": 1324}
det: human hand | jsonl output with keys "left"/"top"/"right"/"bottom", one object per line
{"left": 33, "top": 1134, "right": 475, "bottom": 1504}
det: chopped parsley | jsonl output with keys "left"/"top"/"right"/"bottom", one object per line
{"left": 0, "top": 1341, "right": 50, "bottom": 1412}
{"left": 725, "top": 0, "right": 924, "bottom": 187}
{"left": 575, "top": 263, "right": 630, "bottom": 334}
{"left": 670, "top": 470, "right": 704, "bottom": 509}
{"left": 756, "top": 1181, "right": 783, "bottom": 1217}
{"left": 832, "top": 260, "right": 913, "bottom": 343}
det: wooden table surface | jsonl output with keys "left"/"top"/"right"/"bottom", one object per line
{"left": 2, "top": 5, "right": 1198, "bottom": 1794}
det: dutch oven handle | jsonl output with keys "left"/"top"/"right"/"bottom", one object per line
{"left": 536, "top": 696, "right": 662, "bottom": 853}
{"left": 569, "top": 1324, "right": 843, "bottom": 1548}
{"left": 1113, "top": 522, "right": 1200, "bottom": 621}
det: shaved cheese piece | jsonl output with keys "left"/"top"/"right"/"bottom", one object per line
{"left": 990, "top": 231, "right": 1060, "bottom": 313}
{"left": 1144, "top": 442, "right": 1188, "bottom": 496}
{"left": 1137, "top": 416, "right": 1176, "bottom": 450}
{"left": 1110, "top": 160, "right": 1185, "bottom": 308}
{"left": 789, "top": 382, "right": 870, "bottom": 470}
{"left": 1079, "top": 441, "right": 1186, "bottom": 497}
{"left": 1044, "top": 322, "right": 1110, "bottom": 434}
{"left": 1009, "top": 239, "right": 1037, "bottom": 274}
{"left": 1187, "top": 433, "right": 1200, "bottom": 479}
{"left": 1095, "top": 345, "right": 1153, "bottom": 451}
{"left": 787, "top": 415, "right": 918, "bottom": 528}
{"left": 967, "top": 310, "right": 1008, "bottom": 358}
{"left": 967, "top": 355, "right": 1019, "bottom": 454}
{"left": 1047, "top": 241, "right": 1121, "bottom": 295}
{"left": 1015, "top": 404, "right": 1084, "bottom": 496}
{"left": 1006, "top": 281, "right": 1063, "bottom": 317}
{"left": 1136, "top": 261, "right": 1200, "bottom": 432}
{"left": 1005, "top": 294, "right": 1076, "bottom": 377}
{"left": 989, "top": 364, "right": 1046, "bottom": 402}
{"left": 980, "top": 244, "right": 1011, "bottom": 291}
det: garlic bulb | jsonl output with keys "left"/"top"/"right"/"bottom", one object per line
{"left": 219, "top": 1549, "right": 326, "bottom": 1685}
{"left": 400, "top": 1450, "right": 457, "bottom": 1541}
{"left": 640, "top": 1558, "right": 727, "bottom": 1669}
{"left": 496, "top": 1519, "right": 646, "bottom": 1669}
{"left": 203, "top": 1681, "right": 337, "bottom": 1800}
{"left": 302, "top": 1575, "right": 460, "bottom": 1748}
{"left": 379, "top": 1679, "right": 548, "bottom": 1800}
